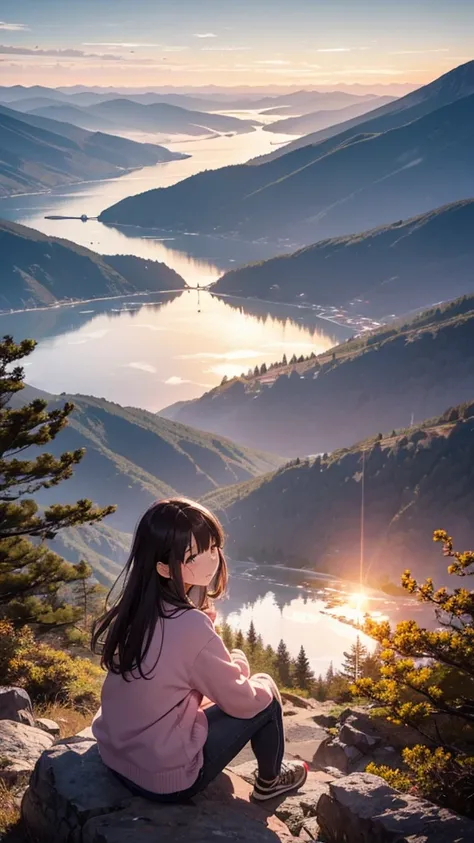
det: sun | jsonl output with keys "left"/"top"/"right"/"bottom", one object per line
{"left": 347, "top": 591, "right": 368, "bottom": 623}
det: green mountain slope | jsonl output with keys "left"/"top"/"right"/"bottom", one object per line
{"left": 99, "top": 84, "right": 474, "bottom": 245}
{"left": 0, "top": 219, "right": 185, "bottom": 310}
{"left": 160, "top": 294, "right": 474, "bottom": 456}
{"left": 25, "top": 391, "right": 283, "bottom": 534}
{"left": 0, "top": 103, "right": 185, "bottom": 197}
{"left": 203, "top": 401, "right": 474, "bottom": 583}
{"left": 212, "top": 199, "right": 474, "bottom": 317}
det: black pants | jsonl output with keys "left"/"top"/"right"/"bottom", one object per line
{"left": 115, "top": 696, "right": 285, "bottom": 803}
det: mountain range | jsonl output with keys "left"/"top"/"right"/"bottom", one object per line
{"left": 98, "top": 61, "right": 474, "bottom": 245}
{"left": 26, "top": 99, "right": 260, "bottom": 136}
{"left": 0, "top": 104, "right": 186, "bottom": 197}
{"left": 0, "top": 84, "right": 380, "bottom": 116}
{"left": 16, "top": 386, "right": 282, "bottom": 539}
{"left": 203, "top": 400, "right": 474, "bottom": 584}
{"left": 212, "top": 199, "right": 474, "bottom": 318}
{"left": 0, "top": 219, "right": 185, "bottom": 311}
{"left": 262, "top": 96, "right": 394, "bottom": 135}
{"left": 160, "top": 293, "right": 474, "bottom": 457}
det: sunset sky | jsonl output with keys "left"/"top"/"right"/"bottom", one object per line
{"left": 0, "top": 0, "right": 473, "bottom": 90}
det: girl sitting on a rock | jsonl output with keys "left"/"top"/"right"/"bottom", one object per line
{"left": 91, "top": 497, "right": 307, "bottom": 803}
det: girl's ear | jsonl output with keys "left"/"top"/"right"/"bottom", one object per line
{"left": 156, "top": 562, "right": 171, "bottom": 578}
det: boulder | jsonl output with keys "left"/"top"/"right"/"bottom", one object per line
{"left": 312, "top": 713, "right": 337, "bottom": 729}
{"left": 229, "top": 761, "right": 330, "bottom": 835}
{"left": 0, "top": 686, "right": 35, "bottom": 727}
{"left": 21, "top": 734, "right": 303, "bottom": 842}
{"left": 35, "top": 718, "right": 61, "bottom": 738}
{"left": 317, "top": 772, "right": 474, "bottom": 843}
{"left": 0, "top": 720, "right": 54, "bottom": 784}
{"left": 312, "top": 737, "right": 363, "bottom": 774}
{"left": 338, "top": 708, "right": 421, "bottom": 751}
{"left": 339, "top": 716, "right": 381, "bottom": 753}
{"left": 280, "top": 692, "right": 313, "bottom": 709}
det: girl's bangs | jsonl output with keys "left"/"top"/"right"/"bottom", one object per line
{"left": 190, "top": 509, "right": 223, "bottom": 555}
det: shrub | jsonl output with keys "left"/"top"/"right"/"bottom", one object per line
{"left": 0, "top": 620, "right": 102, "bottom": 710}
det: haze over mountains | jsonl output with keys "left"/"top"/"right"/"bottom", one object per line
{"left": 0, "top": 103, "right": 185, "bottom": 197}
{"left": 262, "top": 96, "right": 394, "bottom": 135}
{"left": 99, "top": 61, "right": 474, "bottom": 245}
{"left": 161, "top": 294, "right": 474, "bottom": 457}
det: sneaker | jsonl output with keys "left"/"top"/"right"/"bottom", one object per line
{"left": 251, "top": 760, "right": 308, "bottom": 802}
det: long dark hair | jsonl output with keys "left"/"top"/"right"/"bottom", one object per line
{"left": 91, "top": 497, "right": 227, "bottom": 678}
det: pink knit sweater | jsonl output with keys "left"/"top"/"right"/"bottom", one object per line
{"left": 92, "top": 607, "right": 275, "bottom": 794}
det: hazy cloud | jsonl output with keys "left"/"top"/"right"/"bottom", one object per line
{"left": 390, "top": 48, "right": 449, "bottom": 55}
{"left": 125, "top": 362, "right": 157, "bottom": 374}
{"left": 317, "top": 47, "right": 352, "bottom": 53}
{"left": 202, "top": 46, "right": 250, "bottom": 52}
{"left": 256, "top": 59, "right": 291, "bottom": 65}
{"left": 0, "top": 45, "right": 124, "bottom": 60}
{"left": 194, "top": 33, "right": 217, "bottom": 38}
{"left": 0, "top": 21, "right": 28, "bottom": 31}
{"left": 83, "top": 42, "right": 162, "bottom": 48}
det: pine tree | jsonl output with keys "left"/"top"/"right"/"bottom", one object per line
{"left": 253, "top": 365, "right": 259, "bottom": 377}
{"left": 290, "top": 354, "right": 297, "bottom": 364}
{"left": 341, "top": 635, "right": 369, "bottom": 682}
{"left": 293, "top": 645, "right": 314, "bottom": 691}
{"left": 313, "top": 674, "right": 327, "bottom": 702}
{"left": 234, "top": 629, "right": 244, "bottom": 649}
{"left": 220, "top": 621, "right": 234, "bottom": 651}
{"left": 260, "top": 362, "right": 267, "bottom": 375}
{"left": 0, "top": 336, "right": 115, "bottom": 627}
{"left": 247, "top": 620, "right": 258, "bottom": 651}
{"left": 275, "top": 639, "right": 293, "bottom": 687}
{"left": 325, "top": 661, "right": 334, "bottom": 683}
{"left": 282, "top": 354, "right": 287, "bottom": 367}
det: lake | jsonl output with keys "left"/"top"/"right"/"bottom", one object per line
{"left": 0, "top": 115, "right": 374, "bottom": 668}
{"left": 0, "top": 118, "right": 297, "bottom": 287}
{"left": 218, "top": 563, "right": 428, "bottom": 675}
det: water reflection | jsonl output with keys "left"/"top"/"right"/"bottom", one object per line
{"left": 1, "top": 291, "right": 345, "bottom": 410}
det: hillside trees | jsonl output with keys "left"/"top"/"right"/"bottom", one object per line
{"left": 0, "top": 335, "right": 115, "bottom": 627}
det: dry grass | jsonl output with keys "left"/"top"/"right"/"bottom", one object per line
{"left": 0, "top": 781, "right": 22, "bottom": 840}
{"left": 37, "top": 703, "right": 92, "bottom": 739}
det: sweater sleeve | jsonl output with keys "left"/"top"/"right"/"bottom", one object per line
{"left": 190, "top": 633, "right": 274, "bottom": 719}
{"left": 230, "top": 648, "right": 250, "bottom": 678}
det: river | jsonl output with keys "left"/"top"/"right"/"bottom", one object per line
{"left": 0, "top": 114, "right": 398, "bottom": 669}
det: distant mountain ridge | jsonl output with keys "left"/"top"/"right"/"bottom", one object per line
{"left": 160, "top": 294, "right": 474, "bottom": 457}
{"left": 262, "top": 96, "right": 394, "bottom": 135}
{"left": 203, "top": 400, "right": 474, "bottom": 583}
{"left": 28, "top": 99, "right": 261, "bottom": 136}
{"left": 0, "top": 103, "right": 185, "bottom": 197}
{"left": 98, "top": 62, "right": 474, "bottom": 244}
{"left": 212, "top": 199, "right": 474, "bottom": 317}
{"left": 0, "top": 219, "right": 185, "bottom": 310}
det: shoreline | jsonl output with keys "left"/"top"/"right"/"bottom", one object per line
{"left": 0, "top": 287, "right": 188, "bottom": 318}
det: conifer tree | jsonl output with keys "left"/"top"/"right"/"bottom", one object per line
{"left": 247, "top": 620, "right": 258, "bottom": 651}
{"left": 275, "top": 639, "right": 292, "bottom": 687}
{"left": 220, "top": 620, "right": 234, "bottom": 651}
{"left": 293, "top": 645, "right": 314, "bottom": 691}
{"left": 0, "top": 336, "right": 115, "bottom": 626}
{"left": 341, "top": 635, "right": 369, "bottom": 682}
{"left": 326, "top": 661, "right": 335, "bottom": 683}
{"left": 234, "top": 629, "right": 244, "bottom": 649}
{"left": 313, "top": 674, "right": 327, "bottom": 701}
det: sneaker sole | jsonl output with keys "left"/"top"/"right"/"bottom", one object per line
{"left": 251, "top": 764, "right": 308, "bottom": 802}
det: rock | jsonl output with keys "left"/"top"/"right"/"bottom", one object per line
{"left": 337, "top": 708, "right": 421, "bottom": 751}
{"left": 0, "top": 720, "right": 54, "bottom": 784}
{"left": 313, "top": 737, "right": 363, "bottom": 775}
{"left": 312, "top": 714, "right": 337, "bottom": 729}
{"left": 35, "top": 718, "right": 61, "bottom": 738}
{"left": 317, "top": 772, "right": 474, "bottom": 843}
{"left": 339, "top": 717, "right": 381, "bottom": 753}
{"left": 0, "top": 686, "right": 35, "bottom": 727}
{"left": 21, "top": 735, "right": 295, "bottom": 842}
{"left": 280, "top": 692, "right": 313, "bottom": 709}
